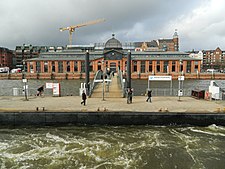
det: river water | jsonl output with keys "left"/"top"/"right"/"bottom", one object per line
{"left": 0, "top": 125, "right": 225, "bottom": 168}
{"left": 1, "top": 79, "right": 225, "bottom": 168}
{"left": 0, "top": 79, "right": 225, "bottom": 96}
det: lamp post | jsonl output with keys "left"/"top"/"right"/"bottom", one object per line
{"left": 102, "top": 59, "right": 105, "bottom": 101}
{"left": 178, "top": 59, "right": 183, "bottom": 101}
{"left": 22, "top": 60, "right": 28, "bottom": 101}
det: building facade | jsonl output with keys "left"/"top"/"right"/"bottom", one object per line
{"left": 15, "top": 45, "right": 53, "bottom": 68}
{"left": 203, "top": 47, "right": 225, "bottom": 70}
{"left": 0, "top": 47, "right": 13, "bottom": 69}
{"left": 26, "top": 34, "right": 201, "bottom": 78}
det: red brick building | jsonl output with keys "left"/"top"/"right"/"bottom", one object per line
{"left": 0, "top": 47, "right": 13, "bottom": 69}
{"left": 26, "top": 34, "right": 201, "bottom": 79}
{"left": 203, "top": 47, "right": 225, "bottom": 70}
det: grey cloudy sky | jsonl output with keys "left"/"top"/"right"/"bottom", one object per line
{"left": 1, "top": 0, "right": 225, "bottom": 51}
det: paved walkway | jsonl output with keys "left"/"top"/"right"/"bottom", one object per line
{"left": 0, "top": 95, "right": 225, "bottom": 113}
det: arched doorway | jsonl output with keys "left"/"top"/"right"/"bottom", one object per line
{"left": 110, "top": 62, "right": 117, "bottom": 72}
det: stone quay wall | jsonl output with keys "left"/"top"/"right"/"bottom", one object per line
{"left": 1, "top": 111, "right": 225, "bottom": 127}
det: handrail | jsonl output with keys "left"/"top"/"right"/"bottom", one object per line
{"left": 89, "top": 70, "right": 103, "bottom": 96}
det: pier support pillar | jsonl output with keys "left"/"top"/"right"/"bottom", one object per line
{"left": 127, "top": 51, "right": 131, "bottom": 89}
{"left": 85, "top": 50, "right": 90, "bottom": 96}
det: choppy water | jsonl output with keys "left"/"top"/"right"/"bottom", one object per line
{"left": 0, "top": 125, "right": 225, "bottom": 169}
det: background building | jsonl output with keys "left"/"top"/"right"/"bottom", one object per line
{"left": 0, "top": 47, "right": 13, "bottom": 69}
{"left": 187, "top": 50, "right": 203, "bottom": 70}
{"left": 203, "top": 47, "right": 225, "bottom": 71}
{"left": 26, "top": 33, "right": 201, "bottom": 79}
{"left": 14, "top": 45, "right": 51, "bottom": 69}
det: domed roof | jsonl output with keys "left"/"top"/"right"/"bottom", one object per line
{"left": 105, "top": 34, "right": 122, "bottom": 49}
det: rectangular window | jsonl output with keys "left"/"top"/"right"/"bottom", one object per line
{"left": 194, "top": 61, "right": 198, "bottom": 72}
{"left": 44, "top": 61, "right": 48, "bottom": 73}
{"left": 74, "top": 61, "right": 78, "bottom": 72}
{"left": 81, "top": 61, "right": 85, "bottom": 73}
{"left": 141, "top": 61, "right": 145, "bottom": 73}
{"left": 52, "top": 61, "right": 55, "bottom": 72}
{"left": 29, "top": 62, "right": 34, "bottom": 73}
{"left": 36, "top": 61, "right": 41, "bottom": 73}
{"left": 58, "top": 61, "right": 63, "bottom": 73}
{"left": 67, "top": 61, "right": 70, "bottom": 72}
{"left": 163, "top": 61, "right": 168, "bottom": 73}
{"left": 172, "top": 61, "right": 176, "bottom": 72}
{"left": 187, "top": 61, "right": 191, "bottom": 73}
{"left": 149, "top": 61, "right": 152, "bottom": 72}
{"left": 133, "top": 61, "right": 137, "bottom": 72}
{"left": 156, "top": 61, "right": 160, "bottom": 72}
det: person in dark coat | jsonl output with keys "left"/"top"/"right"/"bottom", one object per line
{"left": 81, "top": 90, "right": 87, "bottom": 106}
{"left": 127, "top": 88, "right": 133, "bottom": 104}
{"left": 37, "top": 85, "right": 44, "bottom": 96}
{"left": 146, "top": 89, "right": 152, "bottom": 103}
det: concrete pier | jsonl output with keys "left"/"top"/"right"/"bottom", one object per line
{"left": 0, "top": 96, "right": 225, "bottom": 126}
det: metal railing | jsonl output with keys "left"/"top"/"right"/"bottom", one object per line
{"left": 145, "top": 88, "right": 192, "bottom": 97}
{"left": 89, "top": 70, "right": 103, "bottom": 96}
{"left": 117, "top": 67, "right": 125, "bottom": 97}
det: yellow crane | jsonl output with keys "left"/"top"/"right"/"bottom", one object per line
{"left": 59, "top": 18, "right": 105, "bottom": 45}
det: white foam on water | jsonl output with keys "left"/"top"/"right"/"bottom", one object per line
{"left": 169, "top": 128, "right": 204, "bottom": 168}
{"left": 1, "top": 126, "right": 225, "bottom": 168}
{"left": 190, "top": 128, "right": 225, "bottom": 137}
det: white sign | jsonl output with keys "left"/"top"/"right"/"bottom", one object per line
{"left": 46, "top": 83, "right": 53, "bottom": 89}
{"left": 149, "top": 76, "right": 172, "bottom": 81}
{"left": 53, "top": 83, "right": 60, "bottom": 96}
{"left": 178, "top": 76, "right": 185, "bottom": 81}
{"left": 22, "top": 79, "right": 27, "bottom": 83}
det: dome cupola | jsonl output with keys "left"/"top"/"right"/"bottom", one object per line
{"left": 105, "top": 34, "right": 122, "bottom": 49}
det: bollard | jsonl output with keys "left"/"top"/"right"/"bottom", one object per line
{"left": 42, "top": 107, "right": 45, "bottom": 111}
{"left": 36, "top": 107, "right": 39, "bottom": 111}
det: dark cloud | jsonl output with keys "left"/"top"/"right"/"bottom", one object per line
{"left": 0, "top": 0, "right": 224, "bottom": 51}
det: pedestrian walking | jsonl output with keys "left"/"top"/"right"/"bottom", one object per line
{"left": 130, "top": 88, "right": 133, "bottom": 103}
{"left": 127, "top": 88, "right": 133, "bottom": 104}
{"left": 81, "top": 90, "right": 87, "bottom": 106}
{"left": 146, "top": 89, "right": 152, "bottom": 103}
